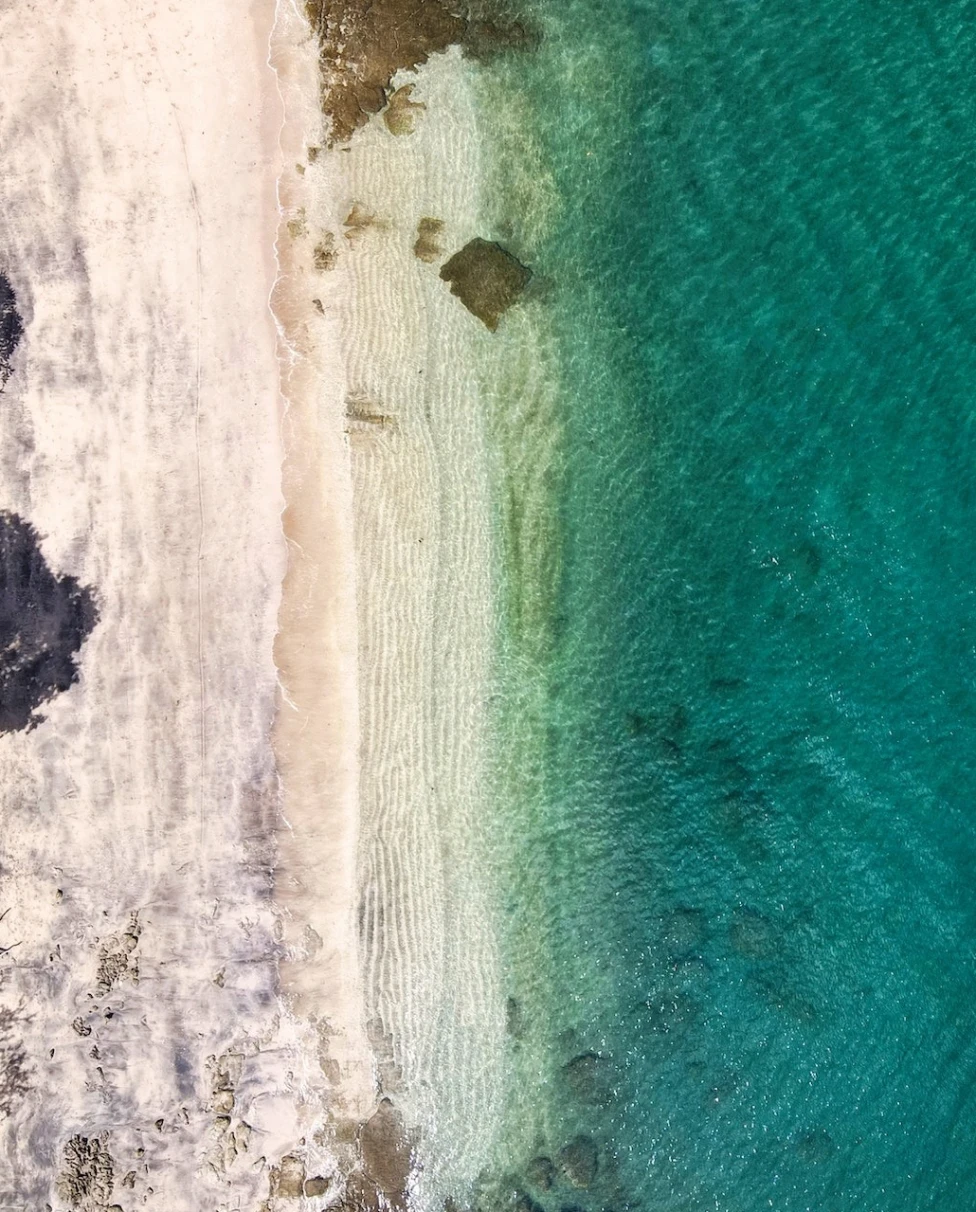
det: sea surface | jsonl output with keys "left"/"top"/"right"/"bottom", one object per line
{"left": 475, "top": 1, "right": 976, "bottom": 1208}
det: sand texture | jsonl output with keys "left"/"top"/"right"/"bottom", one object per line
{"left": 275, "top": 2, "right": 512, "bottom": 1193}
{"left": 0, "top": 2, "right": 311, "bottom": 1207}
{"left": 0, "top": 0, "right": 524, "bottom": 1205}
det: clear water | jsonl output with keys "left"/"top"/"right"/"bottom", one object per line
{"left": 478, "top": 0, "right": 976, "bottom": 1208}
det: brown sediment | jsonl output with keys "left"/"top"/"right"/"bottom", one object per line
{"left": 313, "top": 232, "right": 339, "bottom": 271}
{"left": 439, "top": 238, "right": 532, "bottom": 330}
{"left": 304, "top": 1, "right": 537, "bottom": 145}
{"left": 343, "top": 203, "right": 384, "bottom": 241}
{"left": 413, "top": 217, "right": 445, "bottom": 263}
{"left": 383, "top": 84, "right": 426, "bottom": 136}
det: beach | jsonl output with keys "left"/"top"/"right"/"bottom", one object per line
{"left": 0, "top": 0, "right": 294, "bottom": 1205}
{"left": 0, "top": 0, "right": 535, "bottom": 1202}
{"left": 273, "top": 3, "right": 518, "bottom": 1196}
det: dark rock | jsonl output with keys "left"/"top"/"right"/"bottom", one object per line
{"left": 305, "top": 1175, "right": 332, "bottom": 1197}
{"left": 361, "top": 1098, "right": 412, "bottom": 1206}
{"left": 562, "top": 1051, "right": 615, "bottom": 1106}
{"left": 525, "top": 1156, "right": 556, "bottom": 1190}
{"left": 0, "top": 511, "right": 98, "bottom": 732}
{"left": 439, "top": 238, "right": 532, "bottom": 330}
{"left": 0, "top": 275, "right": 22, "bottom": 388}
{"left": 558, "top": 1136, "right": 598, "bottom": 1188}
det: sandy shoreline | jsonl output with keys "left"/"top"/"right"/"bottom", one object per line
{"left": 272, "top": 4, "right": 509, "bottom": 1201}
{"left": 0, "top": 0, "right": 515, "bottom": 1203}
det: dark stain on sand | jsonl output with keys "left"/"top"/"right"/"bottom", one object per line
{"left": 0, "top": 274, "right": 24, "bottom": 388}
{"left": 0, "top": 512, "right": 98, "bottom": 732}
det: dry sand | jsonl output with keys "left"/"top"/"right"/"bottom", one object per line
{"left": 0, "top": 1, "right": 306, "bottom": 1207}
{"left": 0, "top": 0, "right": 510, "bottom": 1206}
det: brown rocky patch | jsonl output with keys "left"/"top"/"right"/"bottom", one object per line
{"left": 439, "top": 238, "right": 531, "bottom": 330}
{"left": 383, "top": 84, "right": 426, "bottom": 135}
{"left": 558, "top": 1135, "right": 598, "bottom": 1188}
{"left": 304, "top": 1, "right": 537, "bottom": 144}
{"left": 413, "top": 217, "right": 445, "bottom": 263}
{"left": 95, "top": 913, "right": 140, "bottom": 998}
{"left": 313, "top": 233, "right": 339, "bottom": 271}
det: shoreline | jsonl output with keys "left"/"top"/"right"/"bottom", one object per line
{"left": 271, "top": 8, "right": 509, "bottom": 1206}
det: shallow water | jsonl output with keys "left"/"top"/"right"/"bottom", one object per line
{"left": 477, "top": 0, "right": 976, "bottom": 1207}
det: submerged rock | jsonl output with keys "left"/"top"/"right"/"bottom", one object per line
{"left": 414, "top": 217, "right": 445, "bottom": 263}
{"left": 644, "top": 989, "right": 700, "bottom": 1037}
{"left": 439, "top": 238, "right": 532, "bottom": 330}
{"left": 0, "top": 511, "right": 98, "bottom": 732}
{"left": 505, "top": 995, "right": 525, "bottom": 1039}
{"left": 383, "top": 84, "right": 426, "bottom": 136}
{"left": 794, "top": 1127, "right": 835, "bottom": 1164}
{"left": 558, "top": 1136, "right": 598, "bottom": 1188}
{"left": 562, "top": 1051, "right": 615, "bottom": 1106}
{"left": 525, "top": 1156, "right": 556, "bottom": 1191}
{"left": 515, "top": 1192, "right": 544, "bottom": 1212}
{"left": 659, "top": 906, "right": 706, "bottom": 956}
{"left": 361, "top": 1098, "right": 413, "bottom": 1206}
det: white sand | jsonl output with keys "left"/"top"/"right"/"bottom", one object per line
{"left": 0, "top": 1, "right": 318, "bottom": 1206}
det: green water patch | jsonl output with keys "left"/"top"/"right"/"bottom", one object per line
{"left": 471, "top": 0, "right": 976, "bottom": 1208}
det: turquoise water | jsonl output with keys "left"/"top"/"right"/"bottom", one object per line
{"left": 485, "top": 1, "right": 976, "bottom": 1208}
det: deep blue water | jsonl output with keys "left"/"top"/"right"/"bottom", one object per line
{"left": 487, "top": 1, "right": 976, "bottom": 1208}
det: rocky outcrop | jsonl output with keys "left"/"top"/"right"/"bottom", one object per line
{"left": 304, "top": 1, "right": 536, "bottom": 145}
{"left": 439, "top": 238, "right": 531, "bottom": 330}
